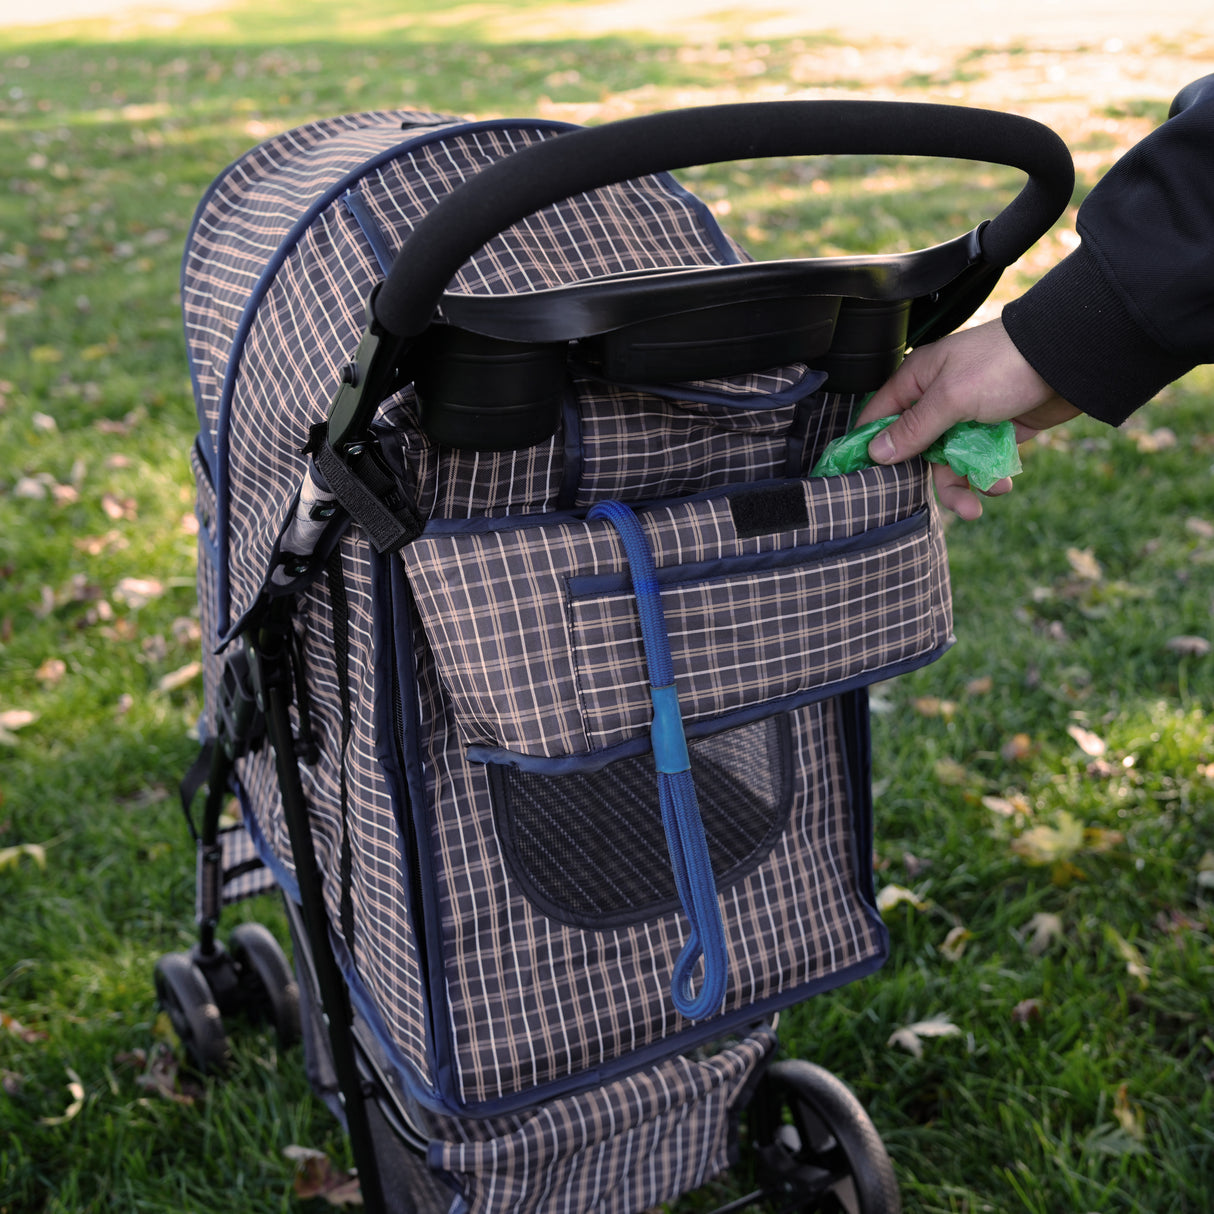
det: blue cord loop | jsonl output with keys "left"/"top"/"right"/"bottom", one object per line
{"left": 588, "top": 499, "right": 728, "bottom": 1020}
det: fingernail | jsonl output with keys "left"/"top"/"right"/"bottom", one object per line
{"left": 869, "top": 431, "right": 896, "bottom": 464}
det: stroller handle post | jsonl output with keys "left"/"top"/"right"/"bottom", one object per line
{"left": 372, "top": 99, "right": 1074, "bottom": 340}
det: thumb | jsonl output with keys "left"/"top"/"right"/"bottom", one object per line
{"left": 867, "top": 394, "right": 954, "bottom": 464}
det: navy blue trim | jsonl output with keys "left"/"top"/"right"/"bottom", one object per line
{"left": 210, "top": 117, "right": 577, "bottom": 639}
{"left": 370, "top": 554, "right": 440, "bottom": 1081}
{"left": 341, "top": 188, "right": 396, "bottom": 275}
{"left": 653, "top": 171, "right": 744, "bottom": 267}
{"left": 466, "top": 632, "right": 955, "bottom": 776}
{"left": 576, "top": 363, "right": 828, "bottom": 410}
{"left": 384, "top": 553, "right": 460, "bottom": 1105}
{"left": 413, "top": 468, "right": 921, "bottom": 539}
{"left": 568, "top": 507, "right": 927, "bottom": 597}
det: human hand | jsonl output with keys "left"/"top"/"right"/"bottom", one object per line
{"left": 855, "top": 318, "right": 1081, "bottom": 519}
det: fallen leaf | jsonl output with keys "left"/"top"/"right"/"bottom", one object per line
{"left": 1113, "top": 1083, "right": 1146, "bottom": 1141}
{"left": 1105, "top": 926, "right": 1150, "bottom": 989}
{"left": 38, "top": 1067, "right": 85, "bottom": 1126}
{"left": 876, "top": 884, "right": 929, "bottom": 915}
{"left": 1129, "top": 427, "right": 1176, "bottom": 453}
{"left": 73, "top": 530, "right": 128, "bottom": 556}
{"left": 965, "top": 675, "right": 993, "bottom": 696}
{"left": 933, "top": 758, "right": 969, "bottom": 786}
{"left": 158, "top": 662, "right": 202, "bottom": 693}
{"left": 1083, "top": 826, "right": 1124, "bottom": 854}
{"left": 0, "top": 843, "right": 47, "bottom": 871}
{"left": 1067, "top": 723, "right": 1107, "bottom": 757}
{"left": 1065, "top": 546, "right": 1103, "bottom": 581}
{"left": 1166, "top": 635, "right": 1211, "bottom": 657}
{"left": 1001, "top": 733, "right": 1035, "bottom": 762}
{"left": 887, "top": 1016, "right": 962, "bottom": 1059}
{"left": 113, "top": 577, "right": 164, "bottom": 608}
{"left": 1011, "top": 812, "right": 1085, "bottom": 865}
{"left": 1185, "top": 517, "right": 1214, "bottom": 540}
{"left": 14, "top": 476, "right": 47, "bottom": 500}
{"left": 285, "top": 1145, "right": 363, "bottom": 1205}
{"left": 1011, "top": 997, "right": 1043, "bottom": 1024}
{"left": 913, "top": 696, "right": 957, "bottom": 721}
{"left": 940, "top": 925, "right": 973, "bottom": 962}
{"left": 1197, "top": 851, "right": 1214, "bottom": 890}
{"left": 982, "top": 793, "right": 1031, "bottom": 819}
{"left": 1022, "top": 911, "right": 1064, "bottom": 956}
{"left": 2, "top": 1011, "right": 47, "bottom": 1043}
{"left": 101, "top": 493, "right": 137, "bottom": 521}
{"left": 36, "top": 658, "right": 67, "bottom": 685}
{"left": 124, "top": 1042, "right": 201, "bottom": 1105}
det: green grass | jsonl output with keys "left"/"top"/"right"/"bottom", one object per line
{"left": 2, "top": 3, "right": 1213, "bottom": 1211}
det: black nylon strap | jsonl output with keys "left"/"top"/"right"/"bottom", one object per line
{"left": 327, "top": 550, "right": 357, "bottom": 951}
{"left": 312, "top": 430, "right": 423, "bottom": 554}
{"left": 179, "top": 741, "right": 215, "bottom": 842}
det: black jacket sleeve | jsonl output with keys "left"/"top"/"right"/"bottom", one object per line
{"left": 1002, "top": 76, "right": 1214, "bottom": 425}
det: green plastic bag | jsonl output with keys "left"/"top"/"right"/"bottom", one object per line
{"left": 810, "top": 415, "right": 1022, "bottom": 491}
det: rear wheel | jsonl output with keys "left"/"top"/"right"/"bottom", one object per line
{"left": 750, "top": 1059, "right": 901, "bottom": 1214}
{"left": 154, "top": 951, "right": 231, "bottom": 1074}
{"left": 229, "top": 922, "right": 301, "bottom": 1048}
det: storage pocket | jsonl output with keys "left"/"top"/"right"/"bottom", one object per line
{"left": 490, "top": 712, "right": 793, "bottom": 929}
{"left": 400, "top": 460, "right": 951, "bottom": 764}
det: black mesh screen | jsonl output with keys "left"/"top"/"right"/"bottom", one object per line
{"left": 490, "top": 714, "right": 793, "bottom": 928}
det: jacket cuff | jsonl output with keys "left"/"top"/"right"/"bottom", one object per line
{"left": 1001, "top": 244, "right": 1196, "bottom": 427}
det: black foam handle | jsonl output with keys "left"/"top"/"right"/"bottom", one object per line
{"left": 372, "top": 100, "right": 1074, "bottom": 338}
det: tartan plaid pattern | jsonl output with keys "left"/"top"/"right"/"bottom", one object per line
{"left": 428, "top": 1021, "right": 777, "bottom": 1213}
{"left": 182, "top": 111, "right": 955, "bottom": 1205}
{"left": 403, "top": 460, "right": 947, "bottom": 759}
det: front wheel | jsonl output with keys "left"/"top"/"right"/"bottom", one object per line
{"left": 749, "top": 1059, "right": 901, "bottom": 1214}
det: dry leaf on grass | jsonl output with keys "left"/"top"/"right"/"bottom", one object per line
{"left": 887, "top": 1016, "right": 962, "bottom": 1059}
{"left": 0, "top": 843, "right": 47, "bottom": 871}
{"left": 1105, "top": 927, "right": 1150, "bottom": 989}
{"left": 2, "top": 1010, "right": 48, "bottom": 1043}
{"left": 158, "top": 662, "right": 202, "bottom": 693}
{"left": 0, "top": 709, "right": 38, "bottom": 745}
{"left": 1011, "top": 812, "right": 1085, "bottom": 865}
{"left": 37, "top": 1067, "right": 85, "bottom": 1126}
{"left": 876, "top": 884, "right": 930, "bottom": 916}
{"left": 1065, "top": 546, "right": 1103, "bottom": 581}
{"left": 1011, "top": 998, "right": 1043, "bottom": 1024}
{"left": 1067, "top": 723, "right": 1107, "bottom": 757}
{"left": 1113, "top": 1083, "right": 1147, "bottom": 1141}
{"left": 940, "top": 925, "right": 973, "bottom": 962}
{"left": 1021, "top": 911, "right": 1064, "bottom": 956}
{"left": 284, "top": 1145, "right": 363, "bottom": 1205}
{"left": 1166, "top": 635, "right": 1211, "bottom": 656}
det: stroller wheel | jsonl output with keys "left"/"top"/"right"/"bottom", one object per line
{"left": 229, "top": 922, "right": 301, "bottom": 1048}
{"left": 154, "top": 951, "right": 232, "bottom": 1074}
{"left": 750, "top": 1059, "right": 901, "bottom": 1214}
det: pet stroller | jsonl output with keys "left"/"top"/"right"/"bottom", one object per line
{"left": 160, "top": 99, "right": 1072, "bottom": 1213}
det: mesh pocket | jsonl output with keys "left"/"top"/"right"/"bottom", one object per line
{"left": 489, "top": 714, "right": 793, "bottom": 928}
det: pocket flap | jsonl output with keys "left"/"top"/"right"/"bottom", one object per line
{"left": 401, "top": 462, "right": 951, "bottom": 762}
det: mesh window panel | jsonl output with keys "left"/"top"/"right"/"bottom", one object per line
{"left": 490, "top": 714, "right": 793, "bottom": 928}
